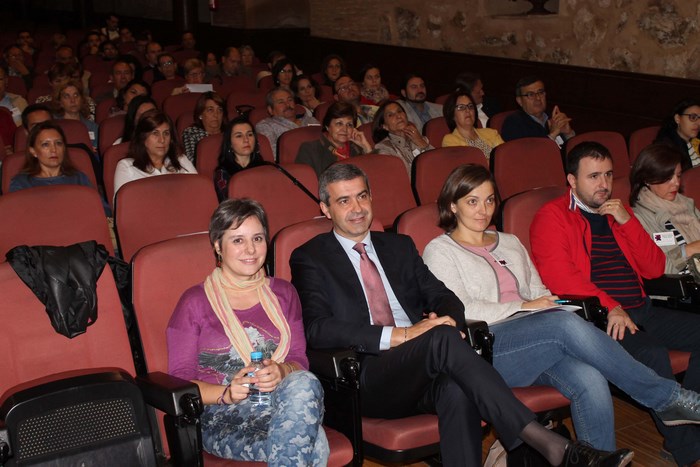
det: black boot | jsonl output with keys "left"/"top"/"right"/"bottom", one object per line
{"left": 561, "top": 442, "right": 634, "bottom": 466}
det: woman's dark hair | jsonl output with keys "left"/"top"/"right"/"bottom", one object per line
{"left": 128, "top": 110, "right": 184, "bottom": 173}
{"left": 217, "top": 116, "right": 263, "bottom": 173}
{"left": 115, "top": 78, "right": 151, "bottom": 110}
{"left": 322, "top": 101, "right": 357, "bottom": 130}
{"left": 123, "top": 95, "right": 157, "bottom": 142}
{"left": 372, "top": 100, "right": 404, "bottom": 143}
{"left": 437, "top": 164, "right": 498, "bottom": 233}
{"left": 358, "top": 63, "right": 379, "bottom": 84}
{"left": 658, "top": 98, "right": 700, "bottom": 138}
{"left": 442, "top": 90, "right": 478, "bottom": 132}
{"left": 193, "top": 91, "right": 227, "bottom": 130}
{"left": 271, "top": 58, "right": 294, "bottom": 87}
{"left": 629, "top": 143, "right": 684, "bottom": 206}
{"left": 291, "top": 74, "right": 321, "bottom": 104}
{"left": 209, "top": 198, "right": 269, "bottom": 248}
{"left": 320, "top": 54, "right": 345, "bottom": 85}
{"left": 22, "top": 121, "right": 77, "bottom": 176}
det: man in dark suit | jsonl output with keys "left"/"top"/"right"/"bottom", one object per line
{"left": 501, "top": 75, "right": 575, "bottom": 147}
{"left": 290, "top": 163, "right": 632, "bottom": 467}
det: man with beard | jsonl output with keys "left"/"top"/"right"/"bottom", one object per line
{"left": 530, "top": 141, "right": 700, "bottom": 467}
{"left": 398, "top": 73, "right": 442, "bottom": 133}
{"left": 333, "top": 74, "right": 377, "bottom": 125}
{"left": 255, "top": 87, "right": 318, "bottom": 155}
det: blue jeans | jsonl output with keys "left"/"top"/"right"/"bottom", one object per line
{"left": 491, "top": 310, "right": 680, "bottom": 451}
{"left": 201, "top": 370, "right": 330, "bottom": 466}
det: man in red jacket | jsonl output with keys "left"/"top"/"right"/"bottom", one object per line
{"left": 530, "top": 141, "right": 700, "bottom": 466}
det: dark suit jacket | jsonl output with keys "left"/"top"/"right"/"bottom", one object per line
{"left": 501, "top": 109, "right": 550, "bottom": 142}
{"left": 290, "top": 231, "right": 465, "bottom": 355}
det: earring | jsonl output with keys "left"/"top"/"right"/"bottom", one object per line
{"left": 215, "top": 249, "right": 222, "bottom": 267}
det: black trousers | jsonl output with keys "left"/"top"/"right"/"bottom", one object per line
{"left": 358, "top": 326, "right": 536, "bottom": 467}
{"left": 620, "top": 299, "right": 700, "bottom": 465}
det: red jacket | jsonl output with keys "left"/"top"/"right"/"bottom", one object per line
{"left": 529, "top": 190, "right": 665, "bottom": 311}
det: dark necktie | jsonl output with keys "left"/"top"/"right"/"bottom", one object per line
{"left": 353, "top": 242, "right": 395, "bottom": 326}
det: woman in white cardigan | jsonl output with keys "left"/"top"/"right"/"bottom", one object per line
{"left": 422, "top": 164, "right": 700, "bottom": 453}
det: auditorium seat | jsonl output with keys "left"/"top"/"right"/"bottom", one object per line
{"left": 213, "top": 75, "right": 256, "bottom": 99}
{"left": 162, "top": 92, "right": 201, "bottom": 125}
{"left": 114, "top": 174, "right": 218, "bottom": 261}
{"left": 0, "top": 185, "right": 114, "bottom": 258}
{"left": 97, "top": 113, "right": 125, "bottom": 155}
{"left": 412, "top": 146, "right": 488, "bottom": 205}
{"left": 629, "top": 125, "right": 661, "bottom": 165}
{"left": 338, "top": 153, "right": 417, "bottom": 229}
{"left": 102, "top": 142, "right": 130, "bottom": 209}
{"left": 487, "top": 110, "right": 517, "bottom": 134}
{"left": 95, "top": 97, "right": 117, "bottom": 123}
{"left": 395, "top": 203, "right": 441, "bottom": 255}
{"left": 55, "top": 118, "right": 95, "bottom": 150}
{"left": 277, "top": 125, "right": 323, "bottom": 165}
{"left": 226, "top": 91, "right": 266, "bottom": 118}
{"left": 196, "top": 133, "right": 224, "bottom": 181}
{"left": 683, "top": 166, "right": 700, "bottom": 206}
{"left": 152, "top": 78, "right": 187, "bottom": 108}
{"left": 423, "top": 116, "right": 449, "bottom": 148}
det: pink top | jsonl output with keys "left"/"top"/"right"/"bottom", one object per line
{"left": 464, "top": 243, "right": 521, "bottom": 303}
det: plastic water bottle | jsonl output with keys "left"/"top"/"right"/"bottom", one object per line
{"left": 248, "top": 351, "right": 271, "bottom": 406}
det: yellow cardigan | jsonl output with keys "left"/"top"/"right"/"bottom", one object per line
{"left": 442, "top": 128, "right": 505, "bottom": 149}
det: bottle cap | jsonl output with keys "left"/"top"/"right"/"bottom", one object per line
{"left": 250, "top": 351, "right": 263, "bottom": 360}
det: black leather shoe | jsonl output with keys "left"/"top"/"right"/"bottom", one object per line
{"left": 562, "top": 442, "right": 634, "bottom": 466}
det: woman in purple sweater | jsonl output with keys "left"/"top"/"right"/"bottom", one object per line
{"left": 167, "top": 199, "right": 329, "bottom": 465}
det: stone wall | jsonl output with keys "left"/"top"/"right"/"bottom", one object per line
{"left": 308, "top": 0, "right": 700, "bottom": 79}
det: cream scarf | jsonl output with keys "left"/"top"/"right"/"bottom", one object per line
{"left": 204, "top": 267, "right": 290, "bottom": 366}
{"left": 637, "top": 187, "right": 700, "bottom": 243}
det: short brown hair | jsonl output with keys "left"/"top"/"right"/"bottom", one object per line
{"left": 629, "top": 143, "right": 684, "bottom": 206}
{"left": 209, "top": 198, "right": 269, "bottom": 249}
{"left": 437, "top": 164, "right": 497, "bottom": 233}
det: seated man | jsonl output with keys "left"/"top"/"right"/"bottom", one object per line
{"left": 21, "top": 103, "right": 51, "bottom": 132}
{"left": 531, "top": 141, "right": 700, "bottom": 467}
{"left": 155, "top": 53, "right": 181, "bottom": 82}
{"left": 255, "top": 87, "right": 318, "bottom": 155}
{"left": 290, "top": 162, "right": 633, "bottom": 467}
{"left": 398, "top": 73, "right": 442, "bottom": 133}
{"left": 97, "top": 59, "right": 134, "bottom": 102}
{"left": 333, "top": 74, "right": 377, "bottom": 125}
{"left": 454, "top": 72, "right": 499, "bottom": 128}
{"left": 180, "top": 30, "right": 196, "bottom": 51}
{"left": 501, "top": 75, "right": 575, "bottom": 146}
{"left": 0, "top": 66, "right": 27, "bottom": 126}
{"left": 2, "top": 45, "right": 32, "bottom": 89}
{"left": 220, "top": 47, "right": 242, "bottom": 78}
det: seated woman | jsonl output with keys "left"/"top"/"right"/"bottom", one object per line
{"left": 118, "top": 95, "right": 157, "bottom": 145}
{"left": 359, "top": 64, "right": 390, "bottom": 105}
{"left": 372, "top": 99, "right": 433, "bottom": 174}
{"left": 423, "top": 163, "right": 700, "bottom": 451}
{"left": 213, "top": 116, "right": 266, "bottom": 201}
{"left": 271, "top": 58, "right": 295, "bottom": 91}
{"left": 10, "top": 120, "right": 92, "bottom": 192}
{"left": 113, "top": 78, "right": 151, "bottom": 116}
{"left": 441, "top": 90, "right": 504, "bottom": 161}
{"left": 182, "top": 91, "right": 227, "bottom": 164}
{"left": 291, "top": 74, "right": 322, "bottom": 118}
{"left": 51, "top": 79, "right": 99, "bottom": 150}
{"left": 295, "top": 101, "right": 373, "bottom": 177}
{"left": 172, "top": 58, "right": 207, "bottom": 96}
{"left": 655, "top": 98, "right": 700, "bottom": 170}
{"left": 320, "top": 54, "right": 345, "bottom": 87}
{"left": 167, "top": 199, "right": 329, "bottom": 464}
{"left": 630, "top": 143, "right": 700, "bottom": 274}
{"left": 114, "top": 110, "right": 197, "bottom": 194}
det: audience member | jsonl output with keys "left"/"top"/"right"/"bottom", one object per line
{"left": 501, "top": 75, "right": 575, "bottom": 146}
{"left": 101, "top": 13, "right": 120, "bottom": 41}
{"left": 0, "top": 108, "right": 15, "bottom": 155}
{"left": 271, "top": 58, "right": 295, "bottom": 90}
{"left": 167, "top": 198, "right": 329, "bottom": 463}
{"left": 256, "top": 51, "right": 286, "bottom": 84}
{"left": 0, "top": 66, "right": 27, "bottom": 126}
{"left": 320, "top": 54, "right": 345, "bottom": 87}
{"left": 120, "top": 95, "right": 157, "bottom": 144}
{"left": 290, "top": 162, "right": 633, "bottom": 467}
{"left": 220, "top": 47, "right": 242, "bottom": 78}
{"left": 441, "top": 90, "right": 503, "bottom": 161}
{"left": 16, "top": 30, "right": 36, "bottom": 57}
{"left": 156, "top": 53, "right": 180, "bottom": 82}
{"left": 144, "top": 42, "right": 163, "bottom": 73}
{"left": 114, "top": 79, "right": 151, "bottom": 116}
{"left": 9, "top": 121, "right": 92, "bottom": 192}
{"left": 372, "top": 99, "right": 432, "bottom": 174}
{"left": 99, "top": 40, "right": 119, "bottom": 62}
{"left": 202, "top": 51, "right": 221, "bottom": 83}
{"left": 424, "top": 163, "right": 700, "bottom": 450}
{"left": 114, "top": 110, "right": 196, "bottom": 194}
{"left": 530, "top": 141, "right": 700, "bottom": 466}
{"left": 81, "top": 31, "right": 101, "bottom": 58}
{"left": 255, "top": 87, "right": 318, "bottom": 155}
{"left": 398, "top": 73, "right": 442, "bottom": 133}
{"left": 630, "top": 143, "right": 700, "bottom": 275}
{"left": 172, "top": 58, "right": 207, "bottom": 96}
{"left": 359, "top": 64, "right": 389, "bottom": 105}
{"left": 654, "top": 98, "right": 700, "bottom": 170}
{"left": 239, "top": 44, "right": 256, "bottom": 75}
{"left": 2, "top": 45, "right": 32, "bottom": 89}
{"left": 291, "top": 74, "right": 322, "bottom": 117}
{"left": 21, "top": 103, "right": 51, "bottom": 132}
{"left": 333, "top": 74, "right": 376, "bottom": 124}
{"left": 55, "top": 45, "right": 77, "bottom": 66}
{"left": 182, "top": 91, "right": 227, "bottom": 163}
{"left": 454, "top": 72, "right": 497, "bottom": 128}
{"left": 295, "top": 102, "right": 371, "bottom": 177}
{"left": 214, "top": 116, "right": 266, "bottom": 201}
{"left": 51, "top": 80, "right": 98, "bottom": 149}
{"left": 180, "top": 31, "right": 197, "bottom": 51}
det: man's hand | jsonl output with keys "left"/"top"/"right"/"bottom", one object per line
{"left": 598, "top": 199, "right": 630, "bottom": 225}
{"left": 390, "top": 312, "right": 464, "bottom": 347}
{"left": 548, "top": 105, "right": 573, "bottom": 138}
{"left": 606, "top": 306, "right": 638, "bottom": 340}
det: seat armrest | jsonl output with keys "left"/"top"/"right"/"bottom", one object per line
{"left": 644, "top": 274, "right": 698, "bottom": 300}
{"left": 465, "top": 319, "right": 494, "bottom": 363}
{"left": 307, "top": 348, "right": 360, "bottom": 387}
{"left": 0, "top": 421, "right": 11, "bottom": 463}
{"left": 136, "top": 372, "right": 203, "bottom": 419}
{"left": 559, "top": 295, "right": 608, "bottom": 330}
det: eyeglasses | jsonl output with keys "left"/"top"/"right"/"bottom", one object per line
{"left": 455, "top": 103, "right": 475, "bottom": 112}
{"left": 279, "top": 68, "right": 294, "bottom": 74}
{"left": 519, "top": 90, "right": 546, "bottom": 99}
{"left": 160, "top": 61, "right": 174, "bottom": 67}
{"left": 336, "top": 82, "right": 357, "bottom": 93}
{"left": 681, "top": 113, "right": 700, "bottom": 122}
